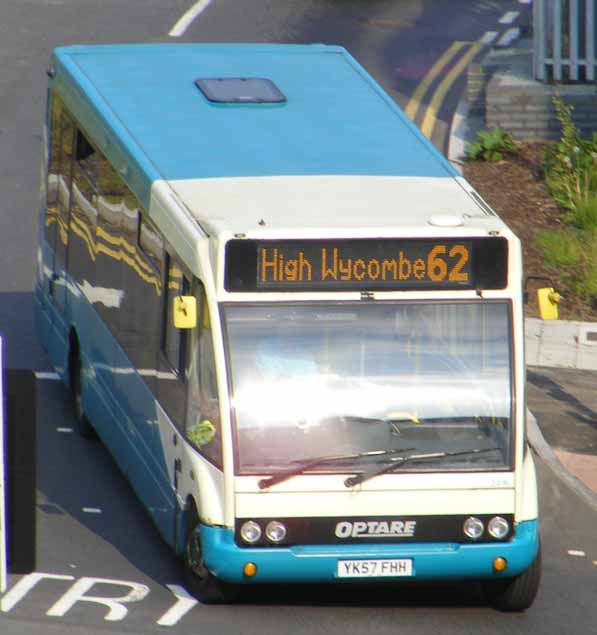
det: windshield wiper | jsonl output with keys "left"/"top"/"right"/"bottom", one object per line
{"left": 257, "top": 447, "right": 416, "bottom": 490}
{"left": 344, "top": 447, "right": 501, "bottom": 488}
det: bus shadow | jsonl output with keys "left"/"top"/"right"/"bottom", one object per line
{"left": 35, "top": 377, "right": 183, "bottom": 586}
{"left": 237, "top": 580, "right": 488, "bottom": 609}
{"left": 527, "top": 368, "right": 597, "bottom": 456}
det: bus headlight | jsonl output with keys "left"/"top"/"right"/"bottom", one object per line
{"left": 265, "top": 521, "right": 287, "bottom": 543}
{"left": 240, "top": 521, "right": 262, "bottom": 544}
{"left": 463, "top": 516, "right": 484, "bottom": 540}
{"left": 488, "top": 516, "right": 510, "bottom": 539}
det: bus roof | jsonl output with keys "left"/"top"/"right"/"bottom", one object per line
{"left": 51, "top": 43, "right": 504, "bottom": 240}
{"left": 52, "top": 46, "right": 460, "bottom": 185}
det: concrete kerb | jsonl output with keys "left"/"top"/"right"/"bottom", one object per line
{"left": 525, "top": 318, "right": 597, "bottom": 371}
{"left": 527, "top": 409, "right": 597, "bottom": 511}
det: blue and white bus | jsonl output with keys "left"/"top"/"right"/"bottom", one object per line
{"left": 36, "top": 43, "right": 541, "bottom": 609}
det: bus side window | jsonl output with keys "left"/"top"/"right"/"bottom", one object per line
{"left": 119, "top": 212, "right": 163, "bottom": 382}
{"left": 76, "top": 129, "right": 96, "bottom": 170}
{"left": 185, "top": 283, "right": 222, "bottom": 468}
{"left": 46, "top": 94, "right": 63, "bottom": 209}
{"left": 69, "top": 129, "right": 98, "bottom": 289}
{"left": 49, "top": 98, "right": 75, "bottom": 280}
{"left": 44, "top": 94, "right": 64, "bottom": 272}
{"left": 139, "top": 214, "right": 164, "bottom": 274}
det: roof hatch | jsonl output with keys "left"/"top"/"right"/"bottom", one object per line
{"left": 195, "top": 77, "right": 286, "bottom": 103}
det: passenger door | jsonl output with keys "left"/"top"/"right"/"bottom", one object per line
{"left": 156, "top": 253, "right": 192, "bottom": 535}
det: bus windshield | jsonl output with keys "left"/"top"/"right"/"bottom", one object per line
{"left": 223, "top": 302, "right": 513, "bottom": 475}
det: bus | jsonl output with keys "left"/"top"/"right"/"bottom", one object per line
{"left": 36, "top": 43, "right": 541, "bottom": 610}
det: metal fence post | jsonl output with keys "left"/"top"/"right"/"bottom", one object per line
{"left": 0, "top": 339, "right": 6, "bottom": 594}
{"left": 534, "top": 0, "right": 597, "bottom": 82}
{"left": 534, "top": 0, "right": 547, "bottom": 80}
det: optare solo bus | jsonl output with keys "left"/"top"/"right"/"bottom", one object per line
{"left": 36, "top": 43, "right": 541, "bottom": 611}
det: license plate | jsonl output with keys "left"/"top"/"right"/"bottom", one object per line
{"left": 337, "top": 559, "right": 413, "bottom": 578}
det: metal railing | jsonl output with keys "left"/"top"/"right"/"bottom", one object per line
{"left": 534, "top": 0, "right": 596, "bottom": 81}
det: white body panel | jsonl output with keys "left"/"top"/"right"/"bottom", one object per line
{"left": 144, "top": 173, "right": 533, "bottom": 531}
{"left": 168, "top": 175, "right": 496, "bottom": 235}
{"left": 235, "top": 490, "right": 516, "bottom": 519}
{"left": 235, "top": 473, "right": 516, "bottom": 518}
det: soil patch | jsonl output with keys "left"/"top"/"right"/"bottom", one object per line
{"left": 463, "top": 142, "right": 594, "bottom": 321}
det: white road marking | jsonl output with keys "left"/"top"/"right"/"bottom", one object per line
{"left": 2, "top": 572, "right": 201, "bottom": 625}
{"left": 46, "top": 577, "right": 150, "bottom": 621}
{"left": 57, "top": 428, "right": 73, "bottom": 433}
{"left": 518, "top": 0, "right": 532, "bottom": 4}
{"left": 496, "top": 27, "right": 521, "bottom": 47}
{"left": 480, "top": 31, "right": 498, "bottom": 44}
{"left": 499, "top": 10, "right": 520, "bottom": 24}
{"left": 35, "top": 372, "right": 60, "bottom": 380}
{"left": 82, "top": 507, "right": 102, "bottom": 514}
{"left": 157, "top": 584, "right": 199, "bottom": 626}
{"left": 1, "top": 572, "right": 75, "bottom": 613}
{"left": 568, "top": 550, "right": 586, "bottom": 557}
{"left": 169, "top": 0, "right": 213, "bottom": 37}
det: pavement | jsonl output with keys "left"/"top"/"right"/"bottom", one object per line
{"left": 526, "top": 366, "right": 597, "bottom": 511}
{"left": 447, "top": 49, "right": 597, "bottom": 510}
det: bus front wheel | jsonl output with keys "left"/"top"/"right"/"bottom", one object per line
{"left": 183, "top": 505, "right": 239, "bottom": 604}
{"left": 482, "top": 544, "right": 542, "bottom": 612}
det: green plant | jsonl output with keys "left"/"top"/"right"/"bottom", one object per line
{"left": 467, "top": 128, "right": 518, "bottom": 162}
{"left": 567, "top": 194, "right": 597, "bottom": 230}
{"left": 544, "top": 95, "right": 597, "bottom": 210}
{"left": 538, "top": 95, "right": 597, "bottom": 312}
{"left": 578, "top": 256, "right": 597, "bottom": 307}
{"left": 534, "top": 229, "right": 582, "bottom": 268}
{"left": 535, "top": 228, "right": 597, "bottom": 311}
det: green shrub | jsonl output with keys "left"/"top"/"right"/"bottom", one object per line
{"left": 544, "top": 96, "right": 597, "bottom": 210}
{"left": 534, "top": 229, "right": 582, "bottom": 268}
{"left": 566, "top": 194, "right": 597, "bottom": 230}
{"left": 539, "top": 96, "right": 597, "bottom": 312}
{"left": 467, "top": 128, "right": 518, "bottom": 162}
{"left": 578, "top": 259, "right": 597, "bottom": 306}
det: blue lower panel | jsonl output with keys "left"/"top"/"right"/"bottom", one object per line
{"left": 201, "top": 520, "right": 539, "bottom": 584}
{"left": 35, "top": 276, "right": 176, "bottom": 548}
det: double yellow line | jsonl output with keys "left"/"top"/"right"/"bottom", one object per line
{"left": 405, "top": 40, "right": 482, "bottom": 140}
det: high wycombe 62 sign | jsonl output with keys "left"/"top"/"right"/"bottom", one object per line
{"left": 225, "top": 238, "right": 508, "bottom": 292}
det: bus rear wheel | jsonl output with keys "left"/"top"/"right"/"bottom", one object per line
{"left": 69, "top": 342, "right": 95, "bottom": 438}
{"left": 482, "top": 545, "right": 542, "bottom": 612}
{"left": 183, "top": 506, "right": 239, "bottom": 604}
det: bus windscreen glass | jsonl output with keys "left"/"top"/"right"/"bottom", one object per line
{"left": 223, "top": 301, "right": 513, "bottom": 474}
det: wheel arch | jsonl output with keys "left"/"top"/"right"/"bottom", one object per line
{"left": 176, "top": 494, "right": 199, "bottom": 556}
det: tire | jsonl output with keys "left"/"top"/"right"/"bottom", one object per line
{"left": 482, "top": 545, "right": 542, "bottom": 612}
{"left": 70, "top": 346, "right": 95, "bottom": 439}
{"left": 183, "top": 503, "right": 240, "bottom": 604}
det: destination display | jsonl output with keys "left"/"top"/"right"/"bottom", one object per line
{"left": 225, "top": 238, "right": 508, "bottom": 292}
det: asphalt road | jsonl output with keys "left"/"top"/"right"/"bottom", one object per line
{"left": 2, "top": 379, "right": 595, "bottom": 635}
{"left": 1, "top": 1, "right": 596, "bottom": 633}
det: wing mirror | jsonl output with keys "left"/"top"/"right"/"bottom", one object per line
{"left": 173, "top": 296, "right": 197, "bottom": 329}
{"left": 536, "top": 287, "right": 561, "bottom": 321}
{"left": 524, "top": 277, "right": 561, "bottom": 321}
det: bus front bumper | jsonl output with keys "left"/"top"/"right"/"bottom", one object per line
{"left": 200, "top": 520, "right": 539, "bottom": 584}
